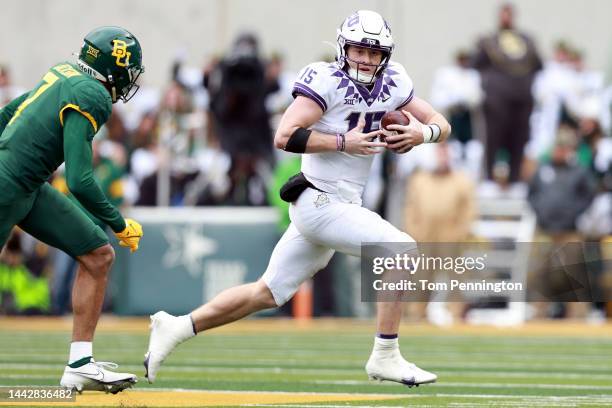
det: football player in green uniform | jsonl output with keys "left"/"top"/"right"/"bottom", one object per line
{"left": 0, "top": 26, "right": 144, "bottom": 394}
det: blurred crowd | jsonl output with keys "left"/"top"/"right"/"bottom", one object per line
{"left": 1, "top": 3, "right": 611, "bottom": 320}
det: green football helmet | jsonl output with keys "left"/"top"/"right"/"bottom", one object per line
{"left": 77, "top": 26, "right": 144, "bottom": 103}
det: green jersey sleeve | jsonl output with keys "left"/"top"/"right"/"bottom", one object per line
{"left": 63, "top": 110, "right": 125, "bottom": 233}
{"left": 0, "top": 92, "right": 29, "bottom": 136}
{"left": 59, "top": 79, "right": 112, "bottom": 138}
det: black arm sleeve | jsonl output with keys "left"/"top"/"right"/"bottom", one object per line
{"left": 63, "top": 110, "right": 126, "bottom": 233}
{"left": 0, "top": 92, "right": 29, "bottom": 135}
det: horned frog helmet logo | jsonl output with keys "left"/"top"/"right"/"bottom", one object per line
{"left": 111, "top": 39, "right": 131, "bottom": 67}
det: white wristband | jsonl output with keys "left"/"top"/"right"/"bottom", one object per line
{"left": 430, "top": 124, "right": 441, "bottom": 142}
{"left": 422, "top": 124, "right": 441, "bottom": 143}
{"left": 422, "top": 125, "right": 433, "bottom": 143}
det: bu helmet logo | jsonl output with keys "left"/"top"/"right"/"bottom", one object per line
{"left": 111, "top": 39, "right": 131, "bottom": 67}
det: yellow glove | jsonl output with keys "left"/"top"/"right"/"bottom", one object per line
{"left": 115, "top": 218, "right": 143, "bottom": 253}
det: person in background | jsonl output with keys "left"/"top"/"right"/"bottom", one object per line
{"left": 528, "top": 127, "right": 597, "bottom": 319}
{"left": 403, "top": 143, "right": 475, "bottom": 324}
{"left": 205, "top": 33, "right": 277, "bottom": 205}
{"left": 472, "top": 3, "right": 542, "bottom": 183}
{"left": 0, "top": 65, "right": 25, "bottom": 107}
{"left": 526, "top": 40, "right": 575, "bottom": 174}
{"left": 430, "top": 50, "right": 484, "bottom": 180}
{"left": 528, "top": 127, "right": 596, "bottom": 238}
{"left": 0, "top": 231, "right": 50, "bottom": 315}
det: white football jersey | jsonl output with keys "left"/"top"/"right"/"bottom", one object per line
{"left": 292, "top": 60, "right": 415, "bottom": 199}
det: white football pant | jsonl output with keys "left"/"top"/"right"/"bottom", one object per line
{"left": 262, "top": 187, "right": 416, "bottom": 305}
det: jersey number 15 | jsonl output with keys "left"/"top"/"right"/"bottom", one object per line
{"left": 345, "top": 111, "right": 386, "bottom": 133}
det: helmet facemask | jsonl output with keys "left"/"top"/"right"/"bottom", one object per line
{"left": 78, "top": 58, "right": 144, "bottom": 103}
{"left": 338, "top": 37, "right": 392, "bottom": 85}
{"left": 114, "top": 65, "right": 145, "bottom": 103}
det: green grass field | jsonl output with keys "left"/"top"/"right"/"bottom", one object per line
{"left": 0, "top": 318, "right": 611, "bottom": 407}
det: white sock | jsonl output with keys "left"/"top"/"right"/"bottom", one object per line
{"left": 373, "top": 336, "right": 399, "bottom": 353}
{"left": 69, "top": 342, "right": 92, "bottom": 365}
{"left": 176, "top": 314, "right": 196, "bottom": 342}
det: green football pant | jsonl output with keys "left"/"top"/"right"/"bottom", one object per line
{"left": 0, "top": 182, "right": 108, "bottom": 258}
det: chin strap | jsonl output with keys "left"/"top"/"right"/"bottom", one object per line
{"left": 347, "top": 67, "right": 375, "bottom": 84}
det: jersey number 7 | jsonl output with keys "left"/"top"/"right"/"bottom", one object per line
{"left": 8, "top": 64, "right": 81, "bottom": 127}
{"left": 8, "top": 72, "right": 59, "bottom": 126}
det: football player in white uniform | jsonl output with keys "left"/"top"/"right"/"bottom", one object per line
{"left": 144, "top": 10, "right": 450, "bottom": 387}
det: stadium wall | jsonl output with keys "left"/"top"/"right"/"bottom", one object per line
{"left": 111, "top": 207, "right": 280, "bottom": 315}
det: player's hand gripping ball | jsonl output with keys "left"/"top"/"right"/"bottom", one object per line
{"left": 380, "top": 111, "right": 412, "bottom": 153}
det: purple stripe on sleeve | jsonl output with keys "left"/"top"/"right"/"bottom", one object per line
{"left": 292, "top": 83, "right": 327, "bottom": 112}
{"left": 396, "top": 89, "right": 414, "bottom": 109}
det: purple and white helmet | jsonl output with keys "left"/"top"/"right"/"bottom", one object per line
{"left": 336, "top": 10, "right": 394, "bottom": 85}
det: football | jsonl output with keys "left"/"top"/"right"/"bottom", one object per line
{"left": 381, "top": 110, "right": 410, "bottom": 130}
{"left": 380, "top": 111, "right": 411, "bottom": 152}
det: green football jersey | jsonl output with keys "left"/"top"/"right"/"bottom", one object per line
{"left": 0, "top": 62, "right": 112, "bottom": 194}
